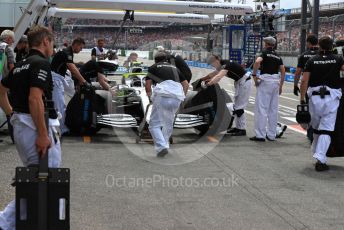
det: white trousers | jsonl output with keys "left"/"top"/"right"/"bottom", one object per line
{"left": 149, "top": 95, "right": 181, "bottom": 153}
{"left": 308, "top": 87, "right": 342, "bottom": 163}
{"left": 52, "top": 72, "right": 74, "bottom": 134}
{"left": 233, "top": 75, "right": 252, "bottom": 130}
{"left": 254, "top": 76, "right": 280, "bottom": 140}
{"left": 0, "top": 115, "right": 62, "bottom": 230}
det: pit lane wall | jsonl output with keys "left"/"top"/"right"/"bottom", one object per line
{"left": 75, "top": 49, "right": 297, "bottom": 83}
{"left": 185, "top": 60, "right": 296, "bottom": 83}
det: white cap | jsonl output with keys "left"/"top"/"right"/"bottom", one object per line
{"left": 156, "top": 46, "right": 165, "bottom": 52}
{"left": 263, "top": 36, "right": 276, "bottom": 46}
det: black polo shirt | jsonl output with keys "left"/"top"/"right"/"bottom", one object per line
{"left": 51, "top": 46, "right": 74, "bottom": 76}
{"left": 14, "top": 47, "right": 29, "bottom": 63}
{"left": 304, "top": 53, "right": 344, "bottom": 89}
{"left": 220, "top": 60, "right": 246, "bottom": 81}
{"left": 1, "top": 49, "right": 56, "bottom": 118}
{"left": 147, "top": 62, "right": 186, "bottom": 84}
{"left": 297, "top": 47, "right": 318, "bottom": 70}
{"left": 79, "top": 60, "right": 104, "bottom": 83}
{"left": 259, "top": 48, "right": 283, "bottom": 75}
{"left": 166, "top": 53, "right": 192, "bottom": 82}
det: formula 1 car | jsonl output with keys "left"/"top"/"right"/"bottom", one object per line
{"left": 67, "top": 60, "right": 234, "bottom": 140}
{"left": 99, "top": 71, "right": 234, "bottom": 139}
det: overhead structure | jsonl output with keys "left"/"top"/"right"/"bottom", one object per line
{"left": 13, "top": 0, "right": 49, "bottom": 46}
{"left": 253, "top": 0, "right": 278, "bottom": 2}
{"left": 50, "top": 0, "right": 253, "bottom": 15}
{"left": 48, "top": 8, "right": 211, "bottom": 24}
{"left": 13, "top": 0, "right": 253, "bottom": 46}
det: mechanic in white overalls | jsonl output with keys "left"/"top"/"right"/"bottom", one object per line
{"left": 50, "top": 38, "right": 87, "bottom": 135}
{"left": 250, "top": 37, "right": 286, "bottom": 142}
{"left": 0, "top": 26, "right": 61, "bottom": 230}
{"left": 145, "top": 52, "right": 189, "bottom": 157}
{"left": 203, "top": 54, "right": 252, "bottom": 137}
{"left": 300, "top": 36, "right": 344, "bottom": 171}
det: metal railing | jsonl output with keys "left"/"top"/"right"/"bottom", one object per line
{"left": 291, "top": 2, "right": 344, "bottom": 14}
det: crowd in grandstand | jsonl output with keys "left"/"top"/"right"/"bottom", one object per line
{"left": 54, "top": 26, "right": 205, "bottom": 49}
{"left": 57, "top": 17, "right": 344, "bottom": 52}
{"left": 64, "top": 18, "right": 169, "bottom": 26}
{"left": 277, "top": 21, "right": 344, "bottom": 52}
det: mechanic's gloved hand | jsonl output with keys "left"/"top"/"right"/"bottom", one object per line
{"left": 293, "top": 85, "right": 300, "bottom": 96}
{"left": 6, "top": 112, "right": 13, "bottom": 120}
{"left": 81, "top": 82, "right": 92, "bottom": 91}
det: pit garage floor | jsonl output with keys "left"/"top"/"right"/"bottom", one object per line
{"left": 1, "top": 54, "right": 344, "bottom": 230}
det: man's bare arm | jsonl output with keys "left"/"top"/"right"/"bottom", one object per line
{"left": 29, "top": 87, "right": 52, "bottom": 156}
{"left": 98, "top": 73, "right": 111, "bottom": 91}
{"left": 9, "top": 63, "right": 14, "bottom": 71}
{"left": 279, "top": 65, "right": 286, "bottom": 95}
{"left": 300, "top": 72, "right": 310, "bottom": 102}
{"left": 145, "top": 79, "right": 152, "bottom": 97}
{"left": 206, "top": 70, "right": 228, "bottom": 86}
{"left": 67, "top": 63, "right": 86, "bottom": 85}
{"left": 181, "top": 80, "right": 189, "bottom": 95}
{"left": 252, "top": 57, "right": 263, "bottom": 85}
{"left": 29, "top": 87, "right": 48, "bottom": 137}
{"left": 200, "top": 70, "right": 219, "bottom": 81}
{"left": 252, "top": 57, "right": 263, "bottom": 76}
{"left": 294, "top": 67, "right": 302, "bottom": 85}
{"left": 0, "top": 83, "right": 12, "bottom": 115}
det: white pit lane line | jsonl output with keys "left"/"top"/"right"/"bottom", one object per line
{"left": 227, "top": 82, "right": 300, "bottom": 103}
{"left": 225, "top": 89, "right": 307, "bottom": 136}
{"left": 279, "top": 95, "right": 300, "bottom": 102}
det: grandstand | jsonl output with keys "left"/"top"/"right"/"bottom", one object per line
{"left": 54, "top": 1, "right": 344, "bottom": 55}
{"left": 54, "top": 18, "right": 209, "bottom": 50}
{"left": 276, "top": 16, "right": 344, "bottom": 52}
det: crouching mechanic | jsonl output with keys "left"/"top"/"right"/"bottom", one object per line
{"left": 0, "top": 26, "right": 61, "bottom": 230}
{"left": 203, "top": 54, "right": 252, "bottom": 136}
{"left": 79, "top": 60, "right": 116, "bottom": 113}
{"left": 250, "top": 37, "right": 286, "bottom": 142}
{"left": 50, "top": 38, "right": 87, "bottom": 135}
{"left": 145, "top": 52, "right": 188, "bottom": 157}
{"left": 300, "top": 36, "right": 344, "bottom": 171}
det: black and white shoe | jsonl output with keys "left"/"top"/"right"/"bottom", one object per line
{"left": 227, "top": 128, "right": 239, "bottom": 134}
{"left": 157, "top": 149, "right": 169, "bottom": 157}
{"left": 276, "top": 124, "right": 288, "bottom": 138}
{"left": 315, "top": 161, "right": 329, "bottom": 172}
{"left": 249, "top": 136, "right": 265, "bottom": 142}
{"left": 228, "top": 129, "right": 247, "bottom": 136}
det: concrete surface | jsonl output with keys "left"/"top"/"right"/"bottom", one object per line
{"left": 0, "top": 54, "right": 344, "bottom": 230}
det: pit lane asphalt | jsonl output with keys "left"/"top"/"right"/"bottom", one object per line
{"left": 1, "top": 55, "right": 344, "bottom": 230}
